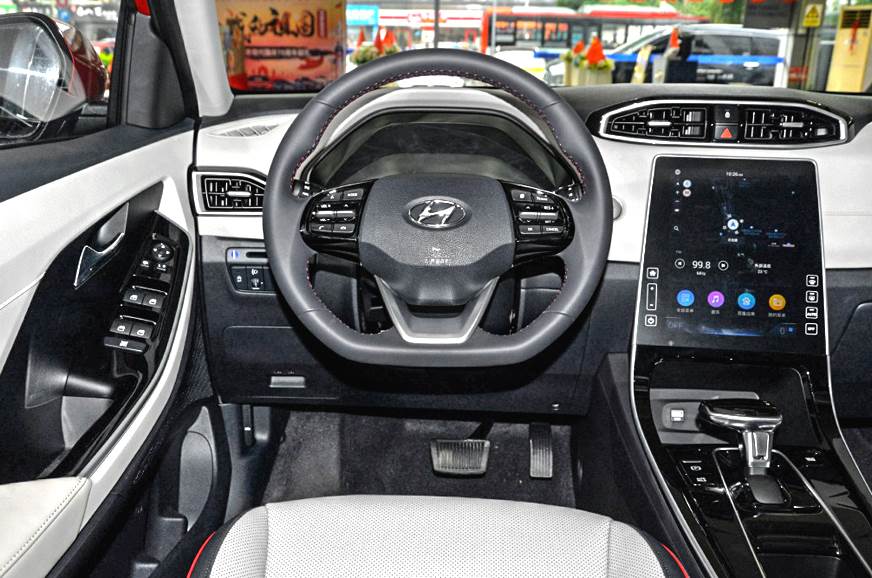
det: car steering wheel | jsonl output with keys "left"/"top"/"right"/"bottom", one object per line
{"left": 264, "top": 49, "right": 612, "bottom": 368}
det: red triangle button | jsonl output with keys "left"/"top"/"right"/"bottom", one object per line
{"left": 719, "top": 127, "right": 734, "bottom": 139}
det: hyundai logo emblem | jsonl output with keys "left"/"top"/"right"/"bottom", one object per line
{"left": 407, "top": 199, "right": 468, "bottom": 229}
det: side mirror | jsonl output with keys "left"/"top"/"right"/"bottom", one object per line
{"left": 0, "top": 13, "right": 108, "bottom": 146}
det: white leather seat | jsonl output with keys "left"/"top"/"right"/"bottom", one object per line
{"left": 188, "top": 495, "right": 684, "bottom": 577}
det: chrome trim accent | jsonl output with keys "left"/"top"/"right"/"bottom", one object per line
{"left": 710, "top": 448, "right": 766, "bottom": 577}
{"left": 191, "top": 170, "right": 266, "bottom": 216}
{"left": 375, "top": 276, "right": 498, "bottom": 345}
{"left": 599, "top": 99, "right": 848, "bottom": 148}
{"left": 74, "top": 203, "right": 128, "bottom": 289}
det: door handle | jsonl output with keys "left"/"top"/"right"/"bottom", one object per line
{"left": 74, "top": 203, "right": 129, "bottom": 288}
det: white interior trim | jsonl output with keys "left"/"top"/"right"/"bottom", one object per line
{"left": 174, "top": 1, "right": 233, "bottom": 117}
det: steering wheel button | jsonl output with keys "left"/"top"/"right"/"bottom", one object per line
{"left": 311, "top": 211, "right": 335, "bottom": 222}
{"left": 542, "top": 225, "right": 565, "bottom": 235}
{"left": 539, "top": 203, "right": 558, "bottom": 213}
{"left": 532, "top": 192, "right": 551, "bottom": 203}
{"left": 518, "top": 211, "right": 539, "bottom": 223}
{"left": 510, "top": 189, "right": 532, "bottom": 202}
{"left": 311, "top": 223, "right": 334, "bottom": 234}
{"left": 342, "top": 189, "right": 364, "bottom": 201}
{"left": 323, "top": 190, "right": 343, "bottom": 202}
{"left": 519, "top": 225, "right": 542, "bottom": 236}
{"left": 334, "top": 210, "right": 356, "bottom": 221}
{"left": 334, "top": 223, "right": 356, "bottom": 235}
{"left": 538, "top": 212, "right": 560, "bottom": 223}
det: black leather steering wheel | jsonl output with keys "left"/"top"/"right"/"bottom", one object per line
{"left": 264, "top": 49, "right": 612, "bottom": 368}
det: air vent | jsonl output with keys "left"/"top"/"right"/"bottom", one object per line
{"left": 198, "top": 174, "right": 264, "bottom": 211}
{"left": 599, "top": 100, "right": 846, "bottom": 147}
{"left": 608, "top": 106, "right": 708, "bottom": 141}
{"left": 742, "top": 106, "right": 840, "bottom": 144}
{"left": 214, "top": 124, "right": 278, "bottom": 137}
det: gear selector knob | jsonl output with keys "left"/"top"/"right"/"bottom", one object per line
{"left": 699, "top": 399, "right": 783, "bottom": 472}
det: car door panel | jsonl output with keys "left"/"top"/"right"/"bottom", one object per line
{"left": 0, "top": 129, "right": 196, "bottom": 568}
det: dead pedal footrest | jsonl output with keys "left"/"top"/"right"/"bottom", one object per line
{"left": 430, "top": 439, "right": 490, "bottom": 476}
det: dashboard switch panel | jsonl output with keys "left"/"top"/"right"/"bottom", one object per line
{"left": 226, "top": 248, "right": 276, "bottom": 294}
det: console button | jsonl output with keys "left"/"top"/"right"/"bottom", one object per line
{"left": 714, "top": 124, "right": 739, "bottom": 142}
{"left": 138, "top": 258, "right": 153, "bottom": 272}
{"left": 150, "top": 241, "right": 174, "bottom": 263}
{"left": 542, "top": 225, "right": 564, "bottom": 235}
{"left": 805, "top": 306, "right": 819, "bottom": 319}
{"left": 805, "top": 323, "right": 819, "bottom": 336}
{"left": 511, "top": 189, "right": 533, "bottom": 202}
{"left": 341, "top": 188, "right": 364, "bottom": 201}
{"left": 646, "top": 283, "right": 658, "bottom": 311}
{"left": 334, "top": 210, "right": 356, "bottom": 222}
{"left": 247, "top": 267, "right": 264, "bottom": 291}
{"left": 123, "top": 288, "right": 146, "bottom": 306}
{"left": 103, "top": 336, "right": 147, "bottom": 354}
{"left": 142, "top": 291, "right": 165, "bottom": 310}
{"left": 806, "top": 274, "right": 820, "bottom": 287}
{"left": 714, "top": 105, "right": 739, "bottom": 124}
{"left": 230, "top": 266, "right": 246, "bottom": 290}
{"left": 518, "top": 225, "right": 541, "bottom": 236}
{"left": 130, "top": 322, "right": 154, "bottom": 340}
{"left": 805, "top": 290, "right": 819, "bottom": 304}
{"left": 333, "top": 223, "right": 356, "bottom": 235}
{"left": 110, "top": 317, "right": 132, "bottom": 336}
{"left": 310, "top": 223, "right": 333, "bottom": 234}
{"left": 155, "top": 262, "right": 170, "bottom": 274}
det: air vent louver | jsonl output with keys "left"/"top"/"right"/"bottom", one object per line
{"left": 742, "top": 106, "right": 840, "bottom": 144}
{"left": 608, "top": 106, "right": 707, "bottom": 141}
{"left": 200, "top": 174, "right": 264, "bottom": 211}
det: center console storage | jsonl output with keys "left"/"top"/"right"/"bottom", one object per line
{"left": 632, "top": 157, "right": 872, "bottom": 577}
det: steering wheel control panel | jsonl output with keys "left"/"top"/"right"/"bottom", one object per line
{"left": 507, "top": 184, "right": 574, "bottom": 262}
{"left": 637, "top": 156, "right": 825, "bottom": 355}
{"left": 299, "top": 180, "right": 574, "bottom": 264}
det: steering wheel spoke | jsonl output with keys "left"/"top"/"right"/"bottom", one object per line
{"left": 300, "top": 181, "right": 373, "bottom": 261}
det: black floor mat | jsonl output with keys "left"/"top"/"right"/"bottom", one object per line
{"left": 263, "top": 412, "right": 576, "bottom": 508}
{"left": 843, "top": 427, "right": 872, "bottom": 482}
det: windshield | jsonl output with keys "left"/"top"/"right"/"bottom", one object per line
{"left": 213, "top": 0, "right": 872, "bottom": 94}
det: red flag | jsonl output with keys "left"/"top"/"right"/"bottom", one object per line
{"left": 586, "top": 36, "right": 605, "bottom": 66}
{"left": 356, "top": 27, "right": 366, "bottom": 48}
{"left": 384, "top": 28, "right": 397, "bottom": 49}
{"left": 373, "top": 27, "right": 384, "bottom": 54}
{"left": 668, "top": 27, "right": 680, "bottom": 49}
{"left": 572, "top": 39, "right": 585, "bottom": 55}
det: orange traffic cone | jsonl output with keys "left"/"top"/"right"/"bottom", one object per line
{"left": 668, "top": 27, "right": 680, "bottom": 50}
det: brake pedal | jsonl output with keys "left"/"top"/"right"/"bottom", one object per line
{"left": 430, "top": 439, "right": 490, "bottom": 476}
{"left": 529, "top": 423, "right": 553, "bottom": 479}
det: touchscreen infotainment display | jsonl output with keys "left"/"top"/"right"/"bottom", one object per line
{"left": 636, "top": 157, "right": 825, "bottom": 355}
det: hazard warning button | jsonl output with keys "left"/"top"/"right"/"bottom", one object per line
{"left": 714, "top": 124, "right": 739, "bottom": 142}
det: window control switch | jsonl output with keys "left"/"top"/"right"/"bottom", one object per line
{"left": 142, "top": 291, "right": 165, "bottom": 310}
{"left": 130, "top": 322, "right": 154, "bottom": 340}
{"left": 110, "top": 317, "right": 132, "bottom": 336}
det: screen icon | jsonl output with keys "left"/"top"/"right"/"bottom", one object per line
{"left": 737, "top": 292, "right": 756, "bottom": 310}
{"left": 646, "top": 267, "right": 659, "bottom": 280}
{"left": 727, "top": 218, "right": 740, "bottom": 231}
{"left": 707, "top": 291, "right": 725, "bottom": 309}
{"left": 674, "top": 258, "right": 686, "bottom": 270}
{"left": 806, "top": 274, "right": 820, "bottom": 287}
{"left": 805, "top": 306, "right": 819, "bottom": 319}
{"left": 717, "top": 260, "right": 729, "bottom": 271}
{"left": 805, "top": 290, "right": 819, "bottom": 304}
{"left": 768, "top": 294, "right": 787, "bottom": 311}
{"left": 644, "top": 314, "right": 658, "bottom": 327}
{"left": 805, "top": 323, "right": 819, "bottom": 336}
{"left": 676, "top": 289, "right": 695, "bottom": 308}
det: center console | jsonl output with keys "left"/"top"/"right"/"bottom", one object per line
{"left": 632, "top": 157, "right": 872, "bottom": 577}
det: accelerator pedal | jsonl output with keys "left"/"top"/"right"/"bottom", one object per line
{"left": 529, "top": 422, "right": 553, "bottom": 479}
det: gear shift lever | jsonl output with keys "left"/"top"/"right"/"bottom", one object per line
{"left": 699, "top": 399, "right": 785, "bottom": 504}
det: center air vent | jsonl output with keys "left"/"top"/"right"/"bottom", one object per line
{"left": 608, "top": 106, "right": 708, "bottom": 140}
{"left": 598, "top": 100, "right": 846, "bottom": 147}
{"left": 196, "top": 173, "right": 265, "bottom": 212}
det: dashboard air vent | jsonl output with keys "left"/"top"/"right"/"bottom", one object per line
{"left": 608, "top": 106, "right": 707, "bottom": 141}
{"left": 214, "top": 124, "right": 278, "bottom": 137}
{"left": 599, "top": 100, "right": 846, "bottom": 147}
{"left": 742, "top": 106, "right": 841, "bottom": 144}
{"left": 199, "top": 174, "right": 264, "bottom": 211}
